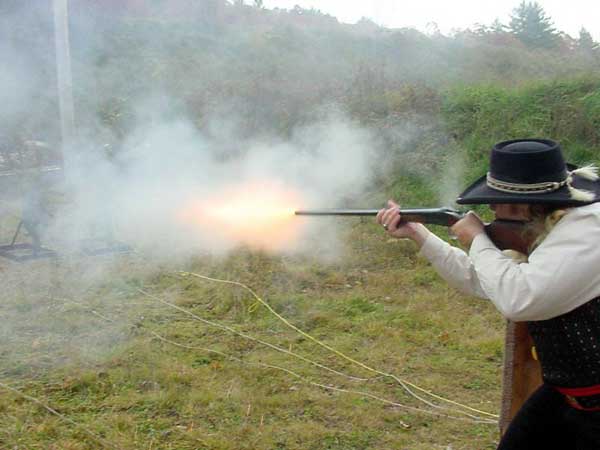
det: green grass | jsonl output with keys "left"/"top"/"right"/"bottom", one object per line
{"left": 8, "top": 76, "right": 600, "bottom": 448}
{"left": 442, "top": 78, "right": 600, "bottom": 183}
{"left": 0, "top": 222, "right": 503, "bottom": 450}
{"left": 13, "top": 77, "right": 600, "bottom": 448}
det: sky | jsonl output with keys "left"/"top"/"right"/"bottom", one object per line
{"left": 263, "top": 0, "right": 600, "bottom": 41}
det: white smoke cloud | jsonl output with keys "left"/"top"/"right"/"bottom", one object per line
{"left": 0, "top": 2, "right": 427, "bottom": 374}
{"left": 49, "top": 102, "right": 380, "bottom": 261}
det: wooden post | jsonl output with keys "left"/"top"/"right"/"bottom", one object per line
{"left": 52, "top": 0, "right": 75, "bottom": 156}
{"left": 499, "top": 321, "right": 543, "bottom": 434}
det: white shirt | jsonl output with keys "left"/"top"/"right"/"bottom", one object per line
{"left": 418, "top": 202, "right": 600, "bottom": 322}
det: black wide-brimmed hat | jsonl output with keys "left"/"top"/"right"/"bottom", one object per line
{"left": 456, "top": 139, "right": 600, "bottom": 206}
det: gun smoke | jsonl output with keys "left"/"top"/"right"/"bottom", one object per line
{"left": 0, "top": 2, "right": 462, "bottom": 373}
{"left": 55, "top": 104, "right": 383, "bottom": 258}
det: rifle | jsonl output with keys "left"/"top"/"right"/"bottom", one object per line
{"left": 296, "top": 206, "right": 542, "bottom": 433}
{"left": 295, "top": 207, "right": 532, "bottom": 255}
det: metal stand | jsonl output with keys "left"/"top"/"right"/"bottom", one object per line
{"left": 0, "top": 220, "right": 57, "bottom": 262}
{"left": 0, "top": 221, "right": 132, "bottom": 262}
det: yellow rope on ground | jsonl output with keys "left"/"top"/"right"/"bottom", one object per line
{"left": 148, "top": 331, "right": 495, "bottom": 423}
{"left": 178, "top": 271, "right": 499, "bottom": 421}
{"left": 67, "top": 298, "right": 495, "bottom": 425}
{"left": 136, "top": 288, "right": 370, "bottom": 383}
{"left": 2, "top": 263, "right": 499, "bottom": 449}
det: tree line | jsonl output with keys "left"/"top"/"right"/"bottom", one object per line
{"left": 241, "top": 1, "right": 598, "bottom": 53}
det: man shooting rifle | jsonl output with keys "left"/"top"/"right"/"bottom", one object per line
{"left": 378, "top": 139, "right": 600, "bottom": 449}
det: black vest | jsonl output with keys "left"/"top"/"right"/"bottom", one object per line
{"left": 528, "top": 296, "right": 600, "bottom": 388}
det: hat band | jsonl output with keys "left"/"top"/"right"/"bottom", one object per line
{"left": 486, "top": 173, "right": 567, "bottom": 194}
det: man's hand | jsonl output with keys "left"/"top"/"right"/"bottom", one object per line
{"left": 376, "top": 200, "right": 429, "bottom": 247}
{"left": 450, "top": 211, "right": 485, "bottom": 248}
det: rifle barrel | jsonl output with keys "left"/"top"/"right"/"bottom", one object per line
{"left": 295, "top": 209, "right": 379, "bottom": 216}
{"left": 295, "top": 207, "right": 465, "bottom": 227}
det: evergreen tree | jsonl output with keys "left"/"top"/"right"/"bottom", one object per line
{"left": 474, "top": 19, "right": 507, "bottom": 36}
{"left": 578, "top": 28, "right": 599, "bottom": 53}
{"left": 490, "top": 19, "right": 507, "bottom": 34}
{"left": 509, "top": 1, "right": 558, "bottom": 48}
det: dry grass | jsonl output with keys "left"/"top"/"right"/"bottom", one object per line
{"left": 0, "top": 222, "right": 504, "bottom": 449}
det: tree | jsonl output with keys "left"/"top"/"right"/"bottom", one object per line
{"left": 509, "top": 1, "right": 558, "bottom": 48}
{"left": 490, "top": 18, "right": 507, "bottom": 34}
{"left": 473, "top": 19, "right": 506, "bottom": 36}
{"left": 253, "top": 0, "right": 263, "bottom": 8}
{"left": 578, "top": 27, "right": 599, "bottom": 54}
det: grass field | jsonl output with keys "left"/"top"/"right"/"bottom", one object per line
{"left": 0, "top": 220, "right": 505, "bottom": 449}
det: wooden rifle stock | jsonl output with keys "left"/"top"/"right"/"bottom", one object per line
{"left": 484, "top": 220, "right": 532, "bottom": 255}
